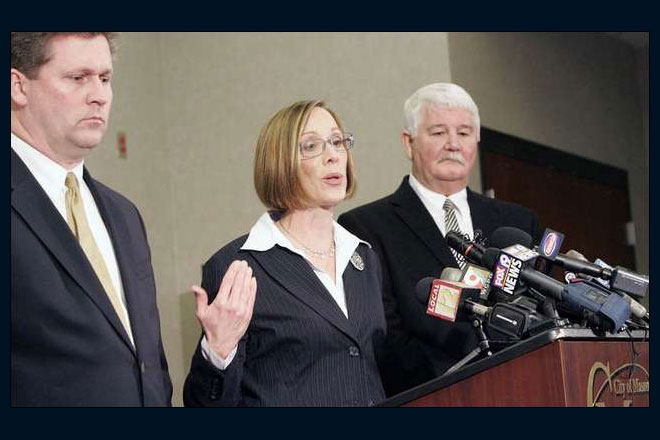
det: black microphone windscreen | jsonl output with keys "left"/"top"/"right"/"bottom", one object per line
{"left": 491, "top": 226, "right": 532, "bottom": 249}
{"left": 415, "top": 277, "right": 435, "bottom": 305}
{"left": 482, "top": 248, "right": 501, "bottom": 271}
{"left": 445, "top": 231, "right": 463, "bottom": 250}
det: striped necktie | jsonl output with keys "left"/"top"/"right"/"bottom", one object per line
{"left": 65, "top": 173, "right": 134, "bottom": 346}
{"left": 443, "top": 198, "right": 467, "bottom": 270}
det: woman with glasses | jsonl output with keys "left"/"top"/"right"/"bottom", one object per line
{"left": 183, "top": 100, "right": 386, "bottom": 407}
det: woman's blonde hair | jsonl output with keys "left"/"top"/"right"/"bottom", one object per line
{"left": 254, "top": 100, "right": 356, "bottom": 211}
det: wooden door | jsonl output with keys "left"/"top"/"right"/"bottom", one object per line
{"left": 479, "top": 128, "right": 635, "bottom": 270}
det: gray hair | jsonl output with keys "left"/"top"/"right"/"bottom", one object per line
{"left": 403, "top": 82, "right": 480, "bottom": 141}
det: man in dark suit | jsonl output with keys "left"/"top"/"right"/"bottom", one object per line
{"left": 11, "top": 32, "right": 172, "bottom": 406}
{"left": 338, "top": 83, "right": 540, "bottom": 396}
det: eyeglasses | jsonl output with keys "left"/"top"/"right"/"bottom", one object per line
{"left": 299, "top": 133, "right": 354, "bottom": 159}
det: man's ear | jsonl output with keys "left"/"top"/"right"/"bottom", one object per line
{"left": 11, "top": 68, "right": 29, "bottom": 107}
{"left": 401, "top": 130, "right": 414, "bottom": 161}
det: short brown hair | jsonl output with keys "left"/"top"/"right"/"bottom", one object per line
{"left": 10, "top": 32, "right": 117, "bottom": 79}
{"left": 254, "top": 100, "right": 357, "bottom": 212}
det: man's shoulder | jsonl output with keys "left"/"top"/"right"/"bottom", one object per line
{"left": 339, "top": 192, "right": 396, "bottom": 220}
{"left": 468, "top": 189, "right": 540, "bottom": 240}
{"left": 470, "top": 189, "right": 535, "bottom": 216}
{"left": 89, "top": 177, "right": 139, "bottom": 213}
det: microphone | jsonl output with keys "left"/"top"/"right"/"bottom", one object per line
{"left": 447, "top": 231, "right": 564, "bottom": 301}
{"left": 566, "top": 254, "right": 649, "bottom": 323}
{"left": 530, "top": 227, "right": 648, "bottom": 325}
{"left": 593, "top": 259, "right": 649, "bottom": 322}
{"left": 460, "top": 263, "right": 493, "bottom": 301}
{"left": 473, "top": 229, "right": 487, "bottom": 249}
{"left": 542, "top": 246, "right": 649, "bottom": 323}
{"left": 447, "top": 235, "right": 631, "bottom": 333}
{"left": 552, "top": 252, "right": 613, "bottom": 279}
{"left": 416, "top": 272, "right": 481, "bottom": 323}
{"left": 566, "top": 249, "right": 586, "bottom": 259}
{"left": 602, "top": 264, "right": 649, "bottom": 300}
{"left": 416, "top": 275, "right": 550, "bottom": 340}
{"left": 440, "top": 267, "right": 463, "bottom": 282}
{"left": 486, "top": 227, "right": 555, "bottom": 312}
{"left": 490, "top": 226, "right": 533, "bottom": 249}
{"left": 446, "top": 231, "right": 485, "bottom": 264}
{"left": 537, "top": 242, "right": 648, "bottom": 300}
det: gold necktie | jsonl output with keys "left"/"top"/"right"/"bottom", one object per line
{"left": 65, "top": 173, "right": 134, "bottom": 345}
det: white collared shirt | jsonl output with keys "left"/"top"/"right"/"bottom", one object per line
{"left": 11, "top": 133, "right": 131, "bottom": 340}
{"left": 202, "top": 211, "right": 369, "bottom": 370}
{"left": 408, "top": 173, "right": 475, "bottom": 240}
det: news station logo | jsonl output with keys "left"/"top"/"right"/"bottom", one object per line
{"left": 461, "top": 264, "right": 492, "bottom": 300}
{"left": 503, "top": 244, "right": 538, "bottom": 262}
{"left": 426, "top": 279, "right": 461, "bottom": 322}
{"left": 492, "top": 253, "right": 523, "bottom": 295}
{"left": 539, "top": 229, "right": 565, "bottom": 259}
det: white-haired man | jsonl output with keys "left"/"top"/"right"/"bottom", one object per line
{"left": 339, "top": 83, "right": 540, "bottom": 396}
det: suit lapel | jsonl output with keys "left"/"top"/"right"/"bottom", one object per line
{"left": 467, "top": 188, "right": 500, "bottom": 242}
{"left": 342, "top": 246, "right": 370, "bottom": 337}
{"left": 249, "top": 246, "right": 356, "bottom": 341}
{"left": 11, "top": 151, "right": 135, "bottom": 353}
{"left": 84, "top": 171, "right": 138, "bottom": 352}
{"left": 390, "top": 177, "right": 459, "bottom": 269}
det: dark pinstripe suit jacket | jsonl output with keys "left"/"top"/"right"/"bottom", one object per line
{"left": 183, "top": 235, "right": 387, "bottom": 407}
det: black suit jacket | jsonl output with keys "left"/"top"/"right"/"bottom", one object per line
{"left": 183, "top": 233, "right": 386, "bottom": 407}
{"left": 338, "top": 176, "right": 540, "bottom": 396}
{"left": 10, "top": 150, "right": 172, "bottom": 406}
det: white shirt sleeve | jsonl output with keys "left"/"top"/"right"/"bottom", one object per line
{"left": 200, "top": 336, "right": 237, "bottom": 370}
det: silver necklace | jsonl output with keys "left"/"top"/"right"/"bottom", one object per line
{"left": 277, "top": 221, "right": 335, "bottom": 258}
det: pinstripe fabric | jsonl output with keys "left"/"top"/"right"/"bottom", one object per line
{"left": 183, "top": 236, "right": 386, "bottom": 407}
{"left": 443, "top": 199, "right": 466, "bottom": 270}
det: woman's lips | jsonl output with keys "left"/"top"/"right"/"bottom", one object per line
{"left": 322, "top": 174, "right": 344, "bottom": 185}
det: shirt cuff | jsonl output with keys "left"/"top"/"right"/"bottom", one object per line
{"left": 200, "top": 336, "right": 237, "bottom": 370}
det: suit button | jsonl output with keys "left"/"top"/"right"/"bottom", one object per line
{"left": 140, "top": 362, "right": 146, "bottom": 373}
{"left": 349, "top": 346, "right": 360, "bottom": 357}
{"left": 210, "top": 378, "right": 220, "bottom": 400}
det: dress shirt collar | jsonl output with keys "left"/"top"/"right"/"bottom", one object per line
{"left": 241, "top": 211, "right": 370, "bottom": 274}
{"left": 408, "top": 173, "right": 470, "bottom": 221}
{"left": 11, "top": 132, "right": 85, "bottom": 191}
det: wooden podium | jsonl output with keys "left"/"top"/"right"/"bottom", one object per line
{"left": 379, "top": 329, "right": 649, "bottom": 407}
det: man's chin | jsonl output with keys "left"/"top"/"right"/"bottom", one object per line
{"left": 433, "top": 169, "right": 468, "bottom": 182}
{"left": 72, "top": 133, "right": 105, "bottom": 150}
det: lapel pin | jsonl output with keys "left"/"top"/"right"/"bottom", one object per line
{"left": 350, "top": 252, "right": 365, "bottom": 271}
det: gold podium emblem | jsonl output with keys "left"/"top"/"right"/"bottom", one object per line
{"left": 587, "top": 361, "right": 649, "bottom": 407}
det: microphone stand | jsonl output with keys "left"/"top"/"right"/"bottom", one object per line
{"left": 442, "top": 316, "right": 493, "bottom": 376}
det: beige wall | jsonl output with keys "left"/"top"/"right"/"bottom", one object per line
{"left": 447, "top": 32, "right": 649, "bottom": 277}
{"left": 86, "top": 32, "right": 648, "bottom": 406}
{"left": 87, "top": 32, "right": 452, "bottom": 406}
